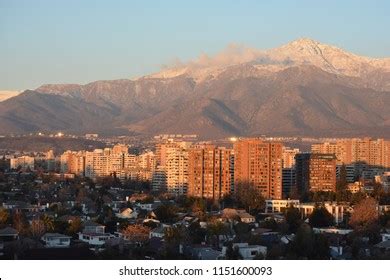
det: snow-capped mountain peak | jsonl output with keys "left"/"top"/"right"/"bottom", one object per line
{"left": 143, "top": 38, "right": 390, "bottom": 82}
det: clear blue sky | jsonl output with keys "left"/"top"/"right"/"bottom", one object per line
{"left": 1, "top": 0, "right": 389, "bottom": 90}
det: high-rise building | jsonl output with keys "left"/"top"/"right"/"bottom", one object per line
{"left": 281, "top": 147, "right": 300, "bottom": 198}
{"left": 233, "top": 139, "right": 283, "bottom": 199}
{"left": 153, "top": 140, "right": 191, "bottom": 193}
{"left": 60, "top": 150, "right": 85, "bottom": 176}
{"left": 188, "top": 144, "right": 233, "bottom": 200}
{"left": 282, "top": 168, "right": 296, "bottom": 198}
{"left": 282, "top": 147, "right": 300, "bottom": 168}
{"left": 85, "top": 149, "right": 110, "bottom": 178}
{"left": 312, "top": 138, "right": 390, "bottom": 168}
{"left": 295, "top": 153, "right": 336, "bottom": 194}
{"left": 166, "top": 146, "right": 189, "bottom": 195}
{"left": 60, "top": 146, "right": 156, "bottom": 181}
{"left": 10, "top": 156, "right": 35, "bottom": 170}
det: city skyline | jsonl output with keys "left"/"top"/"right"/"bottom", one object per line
{"left": 1, "top": 1, "right": 390, "bottom": 263}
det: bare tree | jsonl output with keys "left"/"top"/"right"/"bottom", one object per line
{"left": 350, "top": 197, "right": 378, "bottom": 232}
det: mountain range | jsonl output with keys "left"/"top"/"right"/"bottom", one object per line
{"left": 1, "top": 38, "right": 390, "bottom": 139}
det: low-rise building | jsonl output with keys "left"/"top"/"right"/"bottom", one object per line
{"left": 41, "top": 233, "right": 71, "bottom": 248}
{"left": 265, "top": 199, "right": 348, "bottom": 224}
{"left": 78, "top": 221, "right": 112, "bottom": 247}
{"left": 265, "top": 199, "right": 300, "bottom": 213}
{"left": 0, "top": 227, "right": 19, "bottom": 242}
{"left": 221, "top": 243, "right": 267, "bottom": 260}
{"left": 237, "top": 211, "right": 255, "bottom": 223}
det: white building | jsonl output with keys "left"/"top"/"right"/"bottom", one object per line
{"left": 265, "top": 199, "right": 300, "bottom": 213}
{"left": 78, "top": 221, "right": 112, "bottom": 247}
{"left": 166, "top": 146, "right": 189, "bottom": 195}
{"left": 265, "top": 199, "right": 348, "bottom": 224}
{"left": 41, "top": 233, "right": 71, "bottom": 248}
{"left": 221, "top": 243, "right": 267, "bottom": 260}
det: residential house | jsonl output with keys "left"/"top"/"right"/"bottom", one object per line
{"left": 78, "top": 221, "right": 112, "bottom": 247}
{"left": 0, "top": 227, "right": 19, "bottom": 242}
{"left": 41, "top": 233, "right": 71, "bottom": 248}
{"left": 221, "top": 243, "right": 267, "bottom": 260}
{"left": 115, "top": 208, "right": 138, "bottom": 219}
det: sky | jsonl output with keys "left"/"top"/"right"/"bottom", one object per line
{"left": 1, "top": 0, "right": 390, "bottom": 90}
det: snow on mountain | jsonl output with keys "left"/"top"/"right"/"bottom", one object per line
{"left": 145, "top": 38, "right": 390, "bottom": 82}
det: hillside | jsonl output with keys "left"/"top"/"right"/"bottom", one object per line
{"left": 1, "top": 38, "right": 389, "bottom": 139}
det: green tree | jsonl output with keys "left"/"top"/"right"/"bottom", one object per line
{"left": 188, "top": 222, "right": 206, "bottom": 244}
{"left": 207, "top": 218, "right": 228, "bottom": 249}
{"left": 287, "top": 224, "right": 330, "bottom": 259}
{"left": 162, "top": 225, "right": 189, "bottom": 259}
{"left": 225, "top": 243, "right": 243, "bottom": 260}
{"left": 154, "top": 204, "right": 178, "bottom": 223}
{"left": 336, "top": 164, "right": 348, "bottom": 192}
{"left": 285, "top": 205, "right": 302, "bottom": 233}
{"left": 311, "top": 233, "right": 330, "bottom": 259}
{"left": 309, "top": 206, "right": 334, "bottom": 228}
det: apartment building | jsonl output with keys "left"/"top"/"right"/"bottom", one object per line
{"left": 233, "top": 139, "right": 283, "bottom": 199}
{"left": 312, "top": 138, "right": 390, "bottom": 168}
{"left": 295, "top": 153, "right": 337, "bottom": 193}
{"left": 10, "top": 155, "right": 35, "bottom": 170}
{"left": 188, "top": 144, "right": 233, "bottom": 200}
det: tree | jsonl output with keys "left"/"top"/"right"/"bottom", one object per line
{"left": 336, "top": 164, "right": 347, "bottom": 192}
{"left": 188, "top": 222, "right": 206, "bottom": 244}
{"left": 285, "top": 205, "right": 302, "bottom": 233}
{"left": 30, "top": 219, "right": 46, "bottom": 239}
{"left": 67, "top": 217, "right": 82, "bottom": 237}
{"left": 191, "top": 199, "right": 207, "bottom": 220}
{"left": 12, "top": 211, "right": 28, "bottom": 235}
{"left": 235, "top": 181, "right": 265, "bottom": 213}
{"left": 351, "top": 192, "right": 367, "bottom": 205}
{"left": 309, "top": 206, "right": 334, "bottom": 228}
{"left": 162, "top": 225, "right": 189, "bottom": 259}
{"left": 225, "top": 243, "right": 243, "bottom": 259}
{"left": 266, "top": 244, "right": 284, "bottom": 260}
{"left": 207, "top": 218, "right": 228, "bottom": 248}
{"left": 42, "top": 214, "right": 55, "bottom": 232}
{"left": 311, "top": 233, "right": 330, "bottom": 259}
{"left": 287, "top": 224, "right": 330, "bottom": 260}
{"left": 121, "top": 224, "right": 150, "bottom": 243}
{"left": 0, "top": 207, "right": 9, "bottom": 225}
{"left": 349, "top": 197, "right": 378, "bottom": 232}
{"left": 154, "top": 204, "right": 177, "bottom": 223}
{"left": 164, "top": 225, "right": 189, "bottom": 245}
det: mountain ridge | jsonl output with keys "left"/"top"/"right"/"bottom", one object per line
{"left": 1, "top": 38, "right": 390, "bottom": 139}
